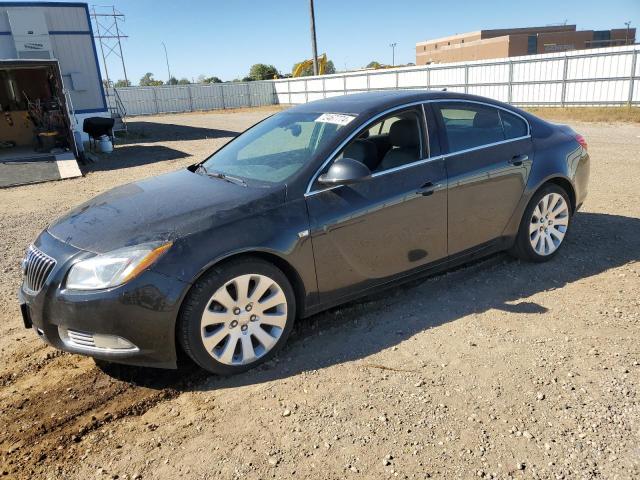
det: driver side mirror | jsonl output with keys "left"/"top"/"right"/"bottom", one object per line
{"left": 317, "top": 158, "right": 372, "bottom": 186}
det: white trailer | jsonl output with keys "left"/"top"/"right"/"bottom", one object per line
{"left": 0, "top": 2, "right": 108, "bottom": 186}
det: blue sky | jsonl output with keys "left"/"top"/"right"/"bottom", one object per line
{"left": 52, "top": 0, "right": 640, "bottom": 83}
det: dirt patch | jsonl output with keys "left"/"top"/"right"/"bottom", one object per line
{"left": 0, "top": 109, "right": 638, "bottom": 479}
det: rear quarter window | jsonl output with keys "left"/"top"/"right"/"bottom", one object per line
{"left": 500, "top": 110, "right": 528, "bottom": 139}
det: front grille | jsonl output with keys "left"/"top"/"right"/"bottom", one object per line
{"left": 23, "top": 245, "right": 56, "bottom": 293}
{"left": 66, "top": 329, "right": 96, "bottom": 348}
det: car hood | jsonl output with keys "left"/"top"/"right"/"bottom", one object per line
{"left": 47, "top": 169, "right": 286, "bottom": 253}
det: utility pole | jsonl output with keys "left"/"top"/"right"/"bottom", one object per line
{"left": 625, "top": 21, "right": 632, "bottom": 45}
{"left": 309, "top": 0, "right": 319, "bottom": 76}
{"left": 390, "top": 42, "right": 397, "bottom": 66}
{"left": 161, "top": 42, "right": 172, "bottom": 83}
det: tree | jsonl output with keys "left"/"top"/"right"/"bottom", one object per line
{"left": 139, "top": 72, "right": 163, "bottom": 86}
{"left": 366, "top": 61, "right": 383, "bottom": 69}
{"left": 114, "top": 79, "right": 131, "bottom": 87}
{"left": 197, "top": 75, "right": 223, "bottom": 84}
{"left": 249, "top": 64, "right": 279, "bottom": 81}
{"left": 325, "top": 60, "right": 336, "bottom": 74}
{"left": 177, "top": 78, "right": 190, "bottom": 85}
{"left": 167, "top": 77, "right": 179, "bottom": 85}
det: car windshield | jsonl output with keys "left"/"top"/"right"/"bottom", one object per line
{"left": 200, "top": 111, "right": 354, "bottom": 185}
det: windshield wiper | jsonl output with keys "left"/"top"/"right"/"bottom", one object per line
{"left": 203, "top": 170, "right": 247, "bottom": 187}
{"left": 195, "top": 164, "right": 247, "bottom": 187}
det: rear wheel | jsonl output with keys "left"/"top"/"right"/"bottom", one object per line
{"left": 178, "top": 258, "right": 295, "bottom": 375}
{"left": 510, "top": 184, "right": 572, "bottom": 262}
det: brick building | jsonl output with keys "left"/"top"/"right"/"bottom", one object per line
{"left": 416, "top": 25, "right": 636, "bottom": 64}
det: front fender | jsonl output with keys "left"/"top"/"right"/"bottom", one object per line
{"left": 151, "top": 197, "right": 318, "bottom": 315}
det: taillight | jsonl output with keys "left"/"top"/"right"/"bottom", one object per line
{"left": 575, "top": 133, "right": 588, "bottom": 151}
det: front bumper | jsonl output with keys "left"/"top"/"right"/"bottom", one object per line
{"left": 18, "top": 231, "right": 189, "bottom": 369}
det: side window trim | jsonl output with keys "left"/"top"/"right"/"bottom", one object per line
{"left": 419, "top": 103, "right": 430, "bottom": 159}
{"left": 428, "top": 99, "right": 531, "bottom": 156}
{"left": 422, "top": 102, "right": 442, "bottom": 158}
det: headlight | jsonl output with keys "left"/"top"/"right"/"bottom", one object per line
{"left": 65, "top": 242, "right": 172, "bottom": 290}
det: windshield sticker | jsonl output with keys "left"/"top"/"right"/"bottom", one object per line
{"left": 315, "top": 113, "right": 355, "bottom": 126}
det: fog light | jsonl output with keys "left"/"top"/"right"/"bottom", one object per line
{"left": 59, "top": 327, "right": 138, "bottom": 352}
{"left": 93, "top": 333, "right": 136, "bottom": 350}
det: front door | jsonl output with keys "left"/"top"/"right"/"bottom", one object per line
{"left": 305, "top": 106, "right": 447, "bottom": 305}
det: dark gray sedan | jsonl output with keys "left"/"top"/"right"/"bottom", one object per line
{"left": 19, "top": 91, "right": 590, "bottom": 374}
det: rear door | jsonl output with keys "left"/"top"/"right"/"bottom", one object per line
{"left": 431, "top": 101, "right": 533, "bottom": 255}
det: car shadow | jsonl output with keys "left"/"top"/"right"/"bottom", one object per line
{"left": 116, "top": 121, "right": 239, "bottom": 144}
{"left": 96, "top": 211, "right": 640, "bottom": 391}
{"left": 82, "top": 145, "right": 191, "bottom": 173}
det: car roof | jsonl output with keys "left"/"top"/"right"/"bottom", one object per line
{"left": 287, "top": 90, "right": 515, "bottom": 117}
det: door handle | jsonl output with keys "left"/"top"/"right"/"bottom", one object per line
{"left": 417, "top": 181, "right": 441, "bottom": 196}
{"left": 508, "top": 154, "right": 529, "bottom": 166}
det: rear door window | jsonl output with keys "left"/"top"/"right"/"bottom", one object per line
{"left": 435, "top": 103, "right": 505, "bottom": 153}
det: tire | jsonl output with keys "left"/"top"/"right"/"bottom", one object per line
{"left": 178, "top": 257, "right": 296, "bottom": 375}
{"left": 510, "top": 184, "right": 572, "bottom": 262}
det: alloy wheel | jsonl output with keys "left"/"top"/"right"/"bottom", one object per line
{"left": 529, "top": 192, "right": 569, "bottom": 256}
{"left": 200, "top": 274, "right": 287, "bottom": 365}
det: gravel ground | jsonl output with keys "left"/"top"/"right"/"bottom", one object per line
{"left": 0, "top": 108, "right": 638, "bottom": 480}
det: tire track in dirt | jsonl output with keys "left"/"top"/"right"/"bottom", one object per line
{"left": 0, "top": 348, "right": 66, "bottom": 388}
{"left": 0, "top": 358, "right": 206, "bottom": 479}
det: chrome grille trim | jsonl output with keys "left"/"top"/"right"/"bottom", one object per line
{"left": 66, "top": 329, "right": 96, "bottom": 348}
{"left": 23, "top": 245, "right": 56, "bottom": 294}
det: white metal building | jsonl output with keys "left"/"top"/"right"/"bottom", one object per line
{"left": 0, "top": 1, "right": 108, "bottom": 124}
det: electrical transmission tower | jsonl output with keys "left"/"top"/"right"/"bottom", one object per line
{"left": 90, "top": 5, "right": 129, "bottom": 87}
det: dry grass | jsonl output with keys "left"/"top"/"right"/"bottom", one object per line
{"left": 524, "top": 106, "right": 640, "bottom": 123}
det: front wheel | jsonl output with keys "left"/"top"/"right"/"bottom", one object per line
{"left": 510, "top": 184, "right": 572, "bottom": 262}
{"left": 178, "top": 258, "right": 295, "bottom": 375}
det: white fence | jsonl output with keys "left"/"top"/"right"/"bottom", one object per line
{"left": 106, "top": 81, "right": 276, "bottom": 116}
{"left": 111, "top": 45, "right": 640, "bottom": 116}
{"left": 275, "top": 45, "right": 640, "bottom": 107}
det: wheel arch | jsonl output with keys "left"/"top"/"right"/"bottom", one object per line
{"left": 504, "top": 174, "right": 577, "bottom": 241}
{"left": 537, "top": 176, "right": 576, "bottom": 214}
{"left": 178, "top": 248, "right": 308, "bottom": 320}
